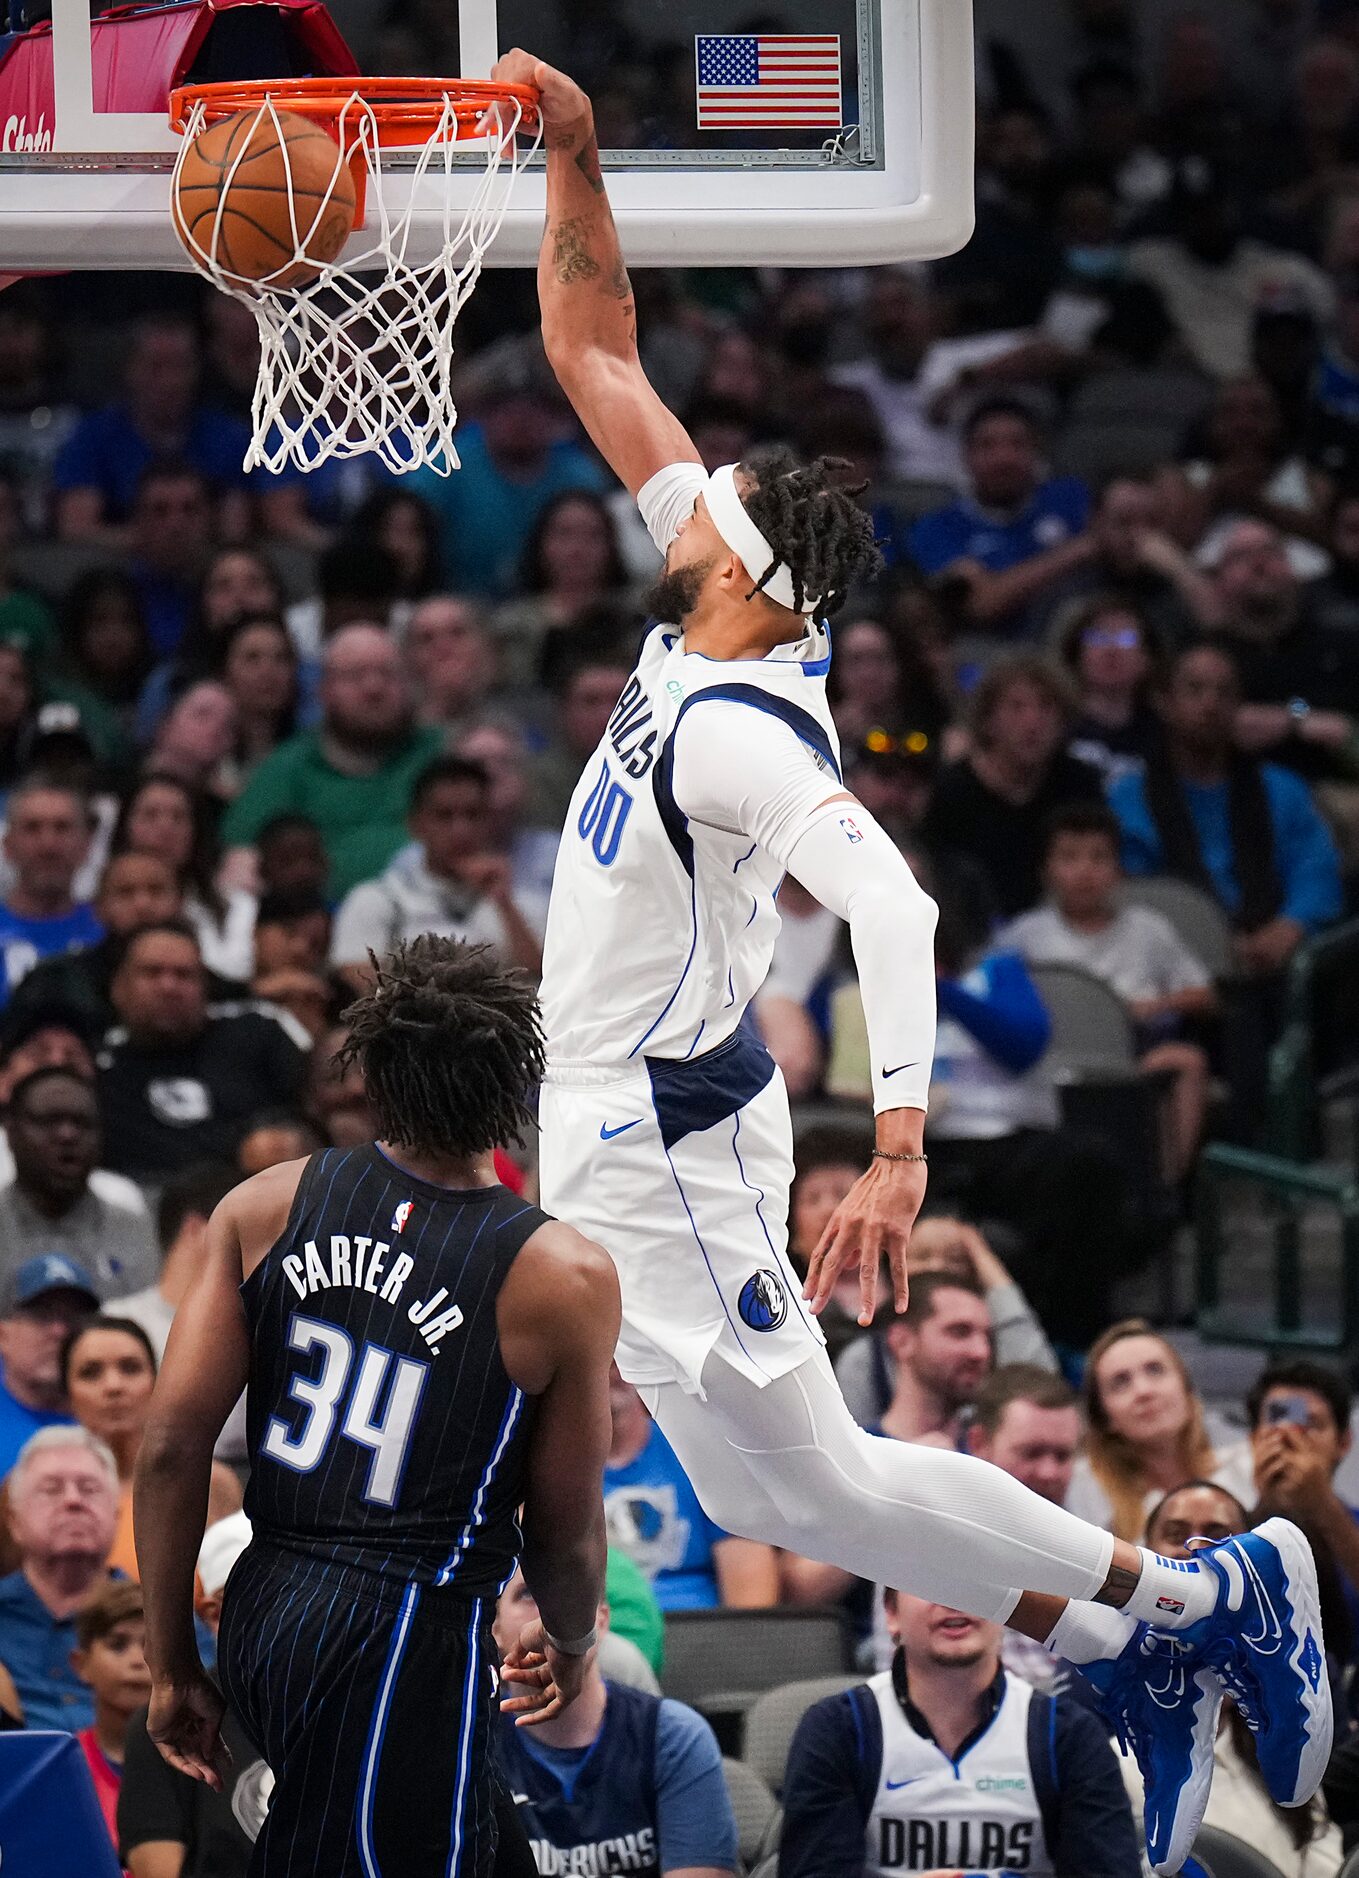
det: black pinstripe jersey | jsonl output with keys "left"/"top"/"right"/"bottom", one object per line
{"left": 241, "top": 1145, "right": 547, "bottom": 1591}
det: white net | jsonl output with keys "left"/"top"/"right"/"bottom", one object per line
{"left": 172, "top": 89, "right": 541, "bottom": 476}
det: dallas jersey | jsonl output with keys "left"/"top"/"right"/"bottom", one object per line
{"left": 540, "top": 612, "right": 841, "bottom": 1068}
{"left": 780, "top": 1661, "right": 1143, "bottom": 1878}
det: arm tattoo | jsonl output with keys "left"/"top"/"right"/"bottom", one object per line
{"left": 574, "top": 139, "right": 606, "bottom": 194}
{"left": 552, "top": 218, "right": 603, "bottom": 285}
{"left": 1094, "top": 1560, "right": 1142, "bottom": 1608}
{"left": 609, "top": 256, "right": 632, "bottom": 301}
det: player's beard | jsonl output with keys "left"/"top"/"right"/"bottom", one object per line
{"left": 644, "top": 557, "right": 714, "bottom": 626}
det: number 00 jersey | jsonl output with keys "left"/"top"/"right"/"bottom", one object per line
{"left": 241, "top": 1145, "right": 548, "bottom": 1592}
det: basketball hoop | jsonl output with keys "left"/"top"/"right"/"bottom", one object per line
{"left": 168, "top": 77, "right": 542, "bottom": 476}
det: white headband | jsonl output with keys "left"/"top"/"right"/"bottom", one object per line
{"left": 704, "top": 462, "right": 820, "bottom": 616}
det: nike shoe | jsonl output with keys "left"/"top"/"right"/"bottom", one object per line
{"left": 1082, "top": 1621, "right": 1221, "bottom": 1875}
{"left": 1184, "top": 1516, "right": 1332, "bottom": 1809}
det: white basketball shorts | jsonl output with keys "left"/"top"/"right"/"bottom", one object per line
{"left": 538, "top": 1025, "right": 825, "bottom": 1395}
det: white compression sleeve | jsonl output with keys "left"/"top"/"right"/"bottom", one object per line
{"left": 636, "top": 460, "right": 709, "bottom": 554}
{"left": 784, "top": 805, "right": 938, "bottom": 1114}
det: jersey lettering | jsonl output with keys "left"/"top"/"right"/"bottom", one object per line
{"left": 877, "top": 1816, "right": 1034, "bottom": 1870}
{"left": 261, "top": 1312, "right": 428, "bottom": 1507}
{"left": 577, "top": 758, "right": 633, "bottom": 868}
{"left": 606, "top": 676, "right": 658, "bottom": 781}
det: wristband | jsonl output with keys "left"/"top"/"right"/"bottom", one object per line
{"left": 872, "top": 1149, "right": 928, "bottom": 1164}
{"left": 543, "top": 1625, "right": 597, "bottom": 1657}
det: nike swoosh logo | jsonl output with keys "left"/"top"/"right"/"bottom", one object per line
{"left": 599, "top": 1120, "right": 642, "bottom": 1140}
{"left": 885, "top": 1776, "right": 924, "bottom": 1790}
{"left": 881, "top": 1062, "right": 919, "bottom": 1078}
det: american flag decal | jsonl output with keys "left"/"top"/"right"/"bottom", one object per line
{"left": 695, "top": 34, "right": 842, "bottom": 131}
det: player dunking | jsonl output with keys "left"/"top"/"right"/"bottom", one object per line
{"left": 133, "top": 938, "right": 621, "bottom": 1876}
{"left": 491, "top": 49, "right": 1332, "bottom": 1875}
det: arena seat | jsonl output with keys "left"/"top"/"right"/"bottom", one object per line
{"left": 660, "top": 1607, "right": 853, "bottom": 1713}
{"left": 1120, "top": 876, "right": 1234, "bottom": 982}
{"left": 1027, "top": 962, "right": 1137, "bottom": 1080}
{"left": 1191, "top": 1825, "right": 1289, "bottom": 1878}
{"left": 0, "top": 1731, "right": 122, "bottom": 1877}
{"left": 721, "top": 1756, "right": 779, "bottom": 1870}
{"left": 743, "top": 1672, "right": 863, "bottom": 1797}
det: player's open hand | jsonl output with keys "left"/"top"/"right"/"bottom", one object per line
{"left": 500, "top": 1618, "right": 594, "bottom": 1725}
{"left": 148, "top": 1667, "right": 230, "bottom": 1790}
{"left": 488, "top": 51, "right": 591, "bottom": 138}
{"left": 802, "top": 1154, "right": 929, "bottom": 1327}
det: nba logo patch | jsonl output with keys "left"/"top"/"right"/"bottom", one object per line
{"left": 392, "top": 1199, "right": 414, "bottom": 1235}
{"left": 739, "top": 1269, "right": 788, "bottom": 1332}
{"left": 839, "top": 816, "right": 863, "bottom": 844}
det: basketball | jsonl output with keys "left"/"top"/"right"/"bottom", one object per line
{"left": 172, "top": 107, "right": 357, "bottom": 287}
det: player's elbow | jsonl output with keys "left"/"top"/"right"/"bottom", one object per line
{"left": 852, "top": 866, "right": 938, "bottom": 950}
{"left": 135, "top": 1413, "right": 212, "bottom": 1486}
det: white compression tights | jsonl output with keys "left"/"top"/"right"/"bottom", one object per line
{"left": 645, "top": 1349, "right": 1114, "bottom": 1625}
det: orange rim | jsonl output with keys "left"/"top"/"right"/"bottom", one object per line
{"left": 169, "top": 75, "right": 541, "bottom": 148}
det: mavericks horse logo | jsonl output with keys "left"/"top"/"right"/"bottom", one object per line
{"left": 739, "top": 1269, "right": 788, "bottom": 1332}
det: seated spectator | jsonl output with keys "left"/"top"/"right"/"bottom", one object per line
{"left": 1156, "top": 375, "right": 1332, "bottom": 574}
{"left": 0, "top": 779, "right": 101, "bottom": 1006}
{"left": 283, "top": 539, "right": 402, "bottom": 666}
{"left": 453, "top": 720, "right": 561, "bottom": 937}
{"left": 1240, "top": 1359, "right": 1359, "bottom": 1643}
{"left": 1067, "top": 1319, "right": 1247, "bottom": 1538}
{"left": 604, "top": 1367, "right": 778, "bottom": 1611}
{"left": 124, "top": 465, "right": 220, "bottom": 664}
{"left": 922, "top": 654, "right": 1105, "bottom": 918}
{"left": 825, "top": 613, "right": 952, "bottom": 760}
{"left": 118, "top": 1509, "right": 260, "bottom": 1877}
{"left": 143, "top": 680, "right": 240, "bottom": 806}
{"left": 908, "top": 398, "right": 1093, "bottom": 638}
{"left": 9, "top": 851, "right": 182, "bottom": 1037}
{"left": 828, "top": 268, "right": 965, "bottom": 487}
{"left": 111, "top": 1163, "right": 244, "bottom": 1463}
{"left": 402, "top": 594, "right": 500, "bottom": 739}
{"left": 410, "top": 348, "right": 609, "bottom": 598}
{"left": 836, "top": 1217, "right": 1057, "bottom": 1430}
{"left": 52, "top": 314, "right": 251, "bottom": 551}
{"left": 113, "top": 775, "right": 257, "bottom": 983}
{"left": 61, "top": 1315, "right": 157, "bottom": 1580}
{"left": 492, "top": 490, "right": 636, "bottom": 692}
{"left": 96, "top": 921, "right": 308, "bottom": 1183}
{"left": 0, "top": 1425, "right": 120, "bottom": 1730}
{"left": 494, "top": 1564, "right": 739, "bottom": 1878}
{"left": 222, "top": 624, "right": 443, "bottom": 899}
{"left": 351, "top": 487, "right": 443, "bottom": 604}
{"left": 1038, "top": 479, "right": 1219, "bottom": 646}
{"left": 1108, "top": 640, "right": 1344, "bottom": 979}
{"left": 780, "top": 1582, "right": 1141, "bottom": 1878}
{"left": 1303, "top": 488, "right": 1359, "bottom": 638}
{"left": 0, "top": 1254, "right": 94, "bottom": 1474}
{"left": 529, "top": 652, "right": 632, "bottom": 832}
{"left": 249, "top": 888, "right": 337, "bottom": 1043}
{"left": 71, "top": 1580, "right": 151, "bottom": 1858}
{"left": 331, "top": 756, "right": 542, "bottom": 993}
{"left": 236, "top": 1113, "right": 323, "bottom": 1176}
{"left": 969, "top": 1362, "right": 1082, "bottom": 1506}
{"left": 254, "top": 813, "right": 329, "bottom": 903}
{"left": 212, "top": 616, "right": 303, "bottom": 786}
{"left": 0, "top": 1005, "right": 111, "bottom": 1173}
{"left": 1057, "top": 596, "right": 1167, "bottom": 784}
{"left": 785, "top": 1125, "right": 877, "bottom": 1366}
{"left": 1118, "top": 1483, "right": 1345, "bottom": 1878}
{"left": 305, "top": 1022, "right": 378, "bottom": 1150}
{"left": 0, "top": 473, "right": 53, "bottom": 664}
{"left": 0, "top": 1067, "right": 157, "bottom": 1300}
{"left": 1001, "top": 803, "right": 1217, "bottom": 1182}
{"left": 136, "top": 547, "right": 289, "bottom": 744}
{"left": 56, "top": 572, "right": 154, "bottom": 736}
{"left": 846, "top": 1269, "right": 993, "bottom": 1447}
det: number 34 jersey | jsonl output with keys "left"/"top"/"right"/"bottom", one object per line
{"left": 539, "top": 617, "right": 844, "bottom": 1069}
{"left": 241, "top": 1145, "right": 548, "bottom": 1591}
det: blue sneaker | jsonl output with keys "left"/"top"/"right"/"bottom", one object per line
{"left": 1186, "top": 1516, "right": 1332, "bottom": 1808}
{"left": 1082, "top": 1621, "right": 1221, "bottom": 1875}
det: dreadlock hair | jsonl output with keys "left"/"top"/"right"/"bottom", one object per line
{"left": 337, "top": 937, "right": 544, "bottom": 1161}
{"left": 738, "top": 445, "right": 884, "bottom": 616}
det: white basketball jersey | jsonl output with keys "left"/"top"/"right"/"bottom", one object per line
{"left": 539, "top": 620, "right": 840, "bottom": 1066}
{"left": 867, "top": 1670, "right": 1050, "bottom": 1876}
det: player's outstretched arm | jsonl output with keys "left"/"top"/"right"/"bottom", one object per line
{"left": 496, "top": 1222, "right": 620, "bottom": 1723}
{"left": 489, "top": 50, "right": 700, "bottom": 495}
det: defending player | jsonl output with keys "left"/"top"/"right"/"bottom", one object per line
{"left": 133, "top": 937, "right": 620, "bottom": 1877}
{"left": 490, "top": 49, "right": 1333, "bottom": 1876}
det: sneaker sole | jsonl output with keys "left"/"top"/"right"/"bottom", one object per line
{"left": 1244, "top": 1516, "right": 1333, "bottom": 1807}
{"left": 1150, "top": 1670, "right": 1222, "bottom": 1877}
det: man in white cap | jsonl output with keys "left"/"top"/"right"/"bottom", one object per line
{"left": 488, "top": 46, "right": 1335, "bottom": 1877}
{"left": 117, "top": 1509, "right": 261, "bottom": 1877}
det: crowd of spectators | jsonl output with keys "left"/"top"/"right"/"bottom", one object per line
{"left": 7, "top": 0, "right": 1359, "bottom": 1871}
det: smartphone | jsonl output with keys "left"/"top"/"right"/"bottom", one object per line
{"left": 1264, "top": 1394, "right": 1312, "bottom": 1428}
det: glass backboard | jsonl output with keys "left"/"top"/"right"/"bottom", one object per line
{"left": 0, "top": 0, "right": 974, "bottom": 271}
